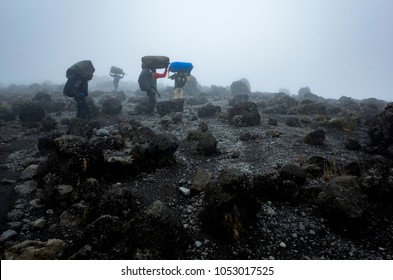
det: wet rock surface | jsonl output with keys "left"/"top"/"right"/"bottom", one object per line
{"left": 0, "top": 86, "right": 393, "bottom": 260}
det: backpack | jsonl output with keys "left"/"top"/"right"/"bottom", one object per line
{"left": 63, "top": 76, "right": 82, "bottom": 97}
{"left": 138, "top": 69, "right": 153, "bottom": 91}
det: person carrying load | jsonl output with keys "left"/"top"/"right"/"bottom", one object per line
{"left": 63, "top": 60, "right": 95, "bottom": 119}
{"left": 138, "top": 56, "right": 169, "bottom": 114}
{"left": 109, "top": 66, "right": 125, "bottom": 91}
{"left": 168, "top": 61, "right": 193, "bottom": 99}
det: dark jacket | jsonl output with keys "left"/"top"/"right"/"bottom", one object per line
{"left": 170, "top": 72, "right": 189, "bottom": 88}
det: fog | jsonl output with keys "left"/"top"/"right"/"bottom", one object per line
{"left": 1, "top": 0, "right": 392, "bottom": 100}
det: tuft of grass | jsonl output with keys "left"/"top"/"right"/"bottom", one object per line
{"left": 0, "top": 101, "right": 11, "bottom": 111}
{"left": 224, "top": 204, "right": 242, "bottom": 240}
{"left": 322, "top": 156, "right": 347, "bottom": 182}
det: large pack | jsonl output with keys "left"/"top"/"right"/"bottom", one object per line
{"left": 63, "top": 78, "right": 82, "bottom": 97}
{"left": 138, "top": 69, "right": 153, "bottom": 91}
{"left": 66, "top": 60, "right": 95, "bottom": 80}
{"left": 110, "top": 66, "right": 124, "bottom": 75}
{"left": 169, "top": 62, "right": 193, "bottom": 74}
{"left": 141, "top": 56, "right": 170, "bottom": 70}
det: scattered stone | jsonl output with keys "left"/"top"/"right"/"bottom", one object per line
{"left": 345, "top": 138, "right": 361, "bottom": 150}
{"left": 2, "top": 179, "right": 16, "bottom": 184}
{"left": 29, "top": 198, "right": 46, "bottom": 209}
{"left": 191, "top": 169, "right": 211, "bottom": 194}
{"left": 15, "top": 182, "right": 37, "bottom": 195}
{"left": 31, "top": 217, "right": 47, "bottom": 229}
{"left": 0, "top": 229, "right": 18, "bottom": 242}
{"left": 20, "top": 164, "right": 39, "bottom": 180}
{"left": 179, "top": 187, "right": 191, "bottom": 196}
{"left": 2, "top": 239, "right": 68, "bottom": 260}
{"left": 304, "top": 129, "right": 326, "bottom": 145}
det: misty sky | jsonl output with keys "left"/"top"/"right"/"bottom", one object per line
{"left": 0, "top": 0, "right": 392, "bottom": 100}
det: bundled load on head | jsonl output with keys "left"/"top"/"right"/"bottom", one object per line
{"left": 110, "top": 66, "right": 125, "bottom": 75}
{"left": 66, "top": 60, "right": 95, "bottom": 81}
{"left": 141, "top": 55, "right": 170, "bottom": 70}
{"left": 110, "top": 66, "right": 125, "bottom": 91}
{"left": 169, "top": 61, "right": 194, "bottom": 74}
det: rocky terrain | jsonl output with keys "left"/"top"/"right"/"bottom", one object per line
{"left": 0, "top": 80, "right": 392, "bottom": 260}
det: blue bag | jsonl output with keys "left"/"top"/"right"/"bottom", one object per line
{"left": 169, "top": 62, "right": 193, "bottom": 74}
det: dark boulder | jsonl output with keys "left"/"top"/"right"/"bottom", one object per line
{"left": 102, "top": 97, "right": 122, "bottom": 115}
{"left": 203, "top": 166, "right": 259, "bottom": 239}
{"left": 298, "top": 86, "right": 312, "bottom": 98}
{"left": 228, "top": 102, "right": 261, "bottom": 127}
{"left": 18, "top": 103, "right": 46, "bottom": 122}
{"left": 67, "top": 118, "right": 95, "bottom": 139}
{"left": 285, "top": 117, "right": 300, "bottom": 127}
{"left": 36, "top": 135, "right": 106, "bottom": 188}
{"left": 41, "top": 117, "right": 57, "bottom": 131}
{"left": 33, "top": 91, "right": 51, "bottom": 102}
{"left": 297, "top": 103, "right": 326, "bottom": 115}
{"left": 186, "top": 122, "right": 218, "bottom": 156}
{"left": 197, "top": 103, "right": 221, "bottom": 118}
{"left": 156, "top": 99, "right": 184, "bottom": 117}
{"left": 367, "top": 103, "right": 393, "bottom": 157}
{"left": 304, "top": 129, "right": 325, "bottom": 145}
{"left": 230, "top": 80, "right": 250, "bottom": 96}
{"left": 37, "top": 133, "right": 62, "bottom": 154}
{"left": 345, "top": 138, "right": 361, "bottom": 151}
{"left": 0, "top": 102, "right": 15, "bottom": 121}
{"left": 358, "top": 156, "right": 393, "bottom": 200}
{"left": 131, "top": 133, "right": 179, "bottom": 172}
{"left": 84, "top": 215, "right": 126, "bottom": 248}
{"left": 317, "top": 176, "right": 368, "bottom": 222}
{"left": 90, "top": 135, "right": 124, "bottom": 150}
{"left": 280, "top": 164, "right": 306, "bottom": 185}
{"left": 127, "top": 200, "right": 190, "bottom": 259}
{"left": 228, "top": 94, "right": 249, "bottom": 106}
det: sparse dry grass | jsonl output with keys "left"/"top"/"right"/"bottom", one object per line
{"left": 322, "top": 156, "right": 347, "bottom": 182}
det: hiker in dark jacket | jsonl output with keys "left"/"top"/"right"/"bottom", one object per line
{"left": 63, "top": 60, "right": 94, "bottom": 119}
{"left": 63, "top": 74, "right": 91, "bottom": 119}
{"left": 169, "top": 72, "right": 189, "bottom": 99}
{"left": 147, "top": 68, "right": 167, "bottom": 114}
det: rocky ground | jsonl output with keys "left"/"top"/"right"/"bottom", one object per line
{"left": 0, "top": 83, "right": 392, "bottom": 260}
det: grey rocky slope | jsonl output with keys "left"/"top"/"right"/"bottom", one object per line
{"left": 0, "top": 83, "right": 392, "bottom": 260}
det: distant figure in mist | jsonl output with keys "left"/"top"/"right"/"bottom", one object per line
{"left": 169, "top": 72, "right": 189, "bottom": 99}
{"left": 109, "top": 66, "right": 125, "bottom": 91}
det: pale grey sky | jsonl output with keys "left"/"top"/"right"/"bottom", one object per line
{"left": 0, "top": 0, "right": 392, "bottom": 100}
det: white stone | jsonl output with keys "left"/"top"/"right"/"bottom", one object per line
{"left": 31, "top": 218, "right": 47, "bottom": 229}
{"left": 179, "top": 187, "right": 191, "bottom": 196}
